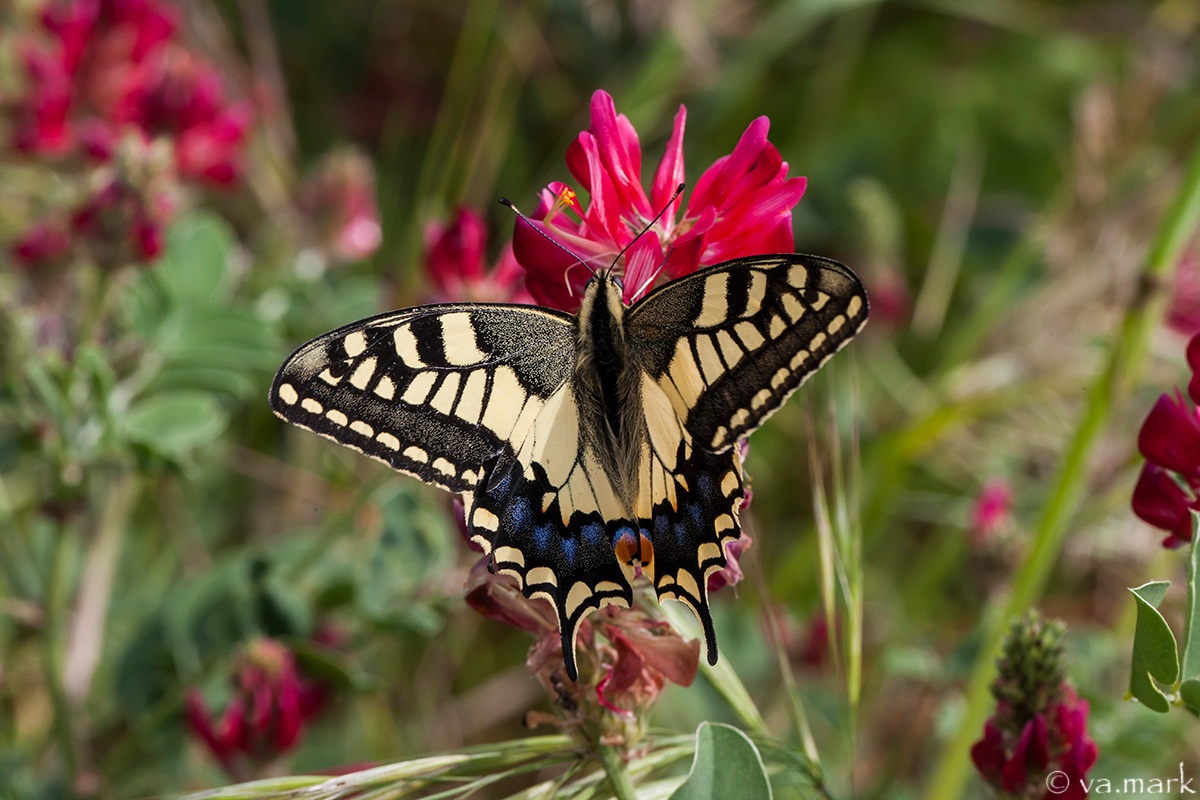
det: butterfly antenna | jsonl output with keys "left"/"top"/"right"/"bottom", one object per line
{"left": 605, "top": 182, "right": 686, "bottom": 277}
{"left": 499, "top": 196, "right": 597, "bottom": 287}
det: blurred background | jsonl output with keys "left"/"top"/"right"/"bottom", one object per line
{"left": 1, "top": 0, "right": 1198, "bottom": 797}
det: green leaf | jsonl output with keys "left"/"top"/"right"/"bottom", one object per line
{"left": 670, "top": 722, "right": 772, "bottom": 800}
{"left": 1128, "top": 581, "right": 1179, "bottom": 713}
{"left": 157, "top": 213, "right": 235, "bottom": 304}
{"left": 1180, "top": 511, "right": 1200, "bottom": 681}
{"left": 119, "top": 391, "right": 228, "bottom": 456}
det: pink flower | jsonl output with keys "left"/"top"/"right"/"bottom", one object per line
{"left": 1167, "top": 244, "right": 1200, "bottom": 336}
{"left": 1131, "top": 463, "right": 1195, "bottom": 549}
{"left": 972, "top": 693, "right": 1098, "bottom": 800}
{"left": 1138, "top": 391, "right": 1200, "bottom": 478}
{"left": 39, "top": 0, "right": 100, "bottom": 75}
{"left": 971, "top": 479, "right": 1013, "bottom": 542}
{"left": 298, "top": 148, "right": 384, "bottom": 264}
{"left": 185, "top": 638, "right": 327, "bottom": 779}
{"left": 866, "top": 270, "right": 910, "bottom": 327}
{"left": 971, "top": 613, "right": 1097, "bottom": 798}
{"left": 174, "top": 102, "right": 252, "bottom": 186}
{"left": 424, "top": 208, "right": 531, "bottom": 303}
{"left": 5, "top": 0, "right": 253, "bottom": 269}
{"left": 9, "top": 0, "right": 248, "bottom": 190}
{"left": 512, "top": 90, "right": 805, "bottom": 311}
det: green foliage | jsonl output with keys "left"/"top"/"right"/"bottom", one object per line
{"left": 1127, "top": 513, "right": 1200, "bottom": 715}
{"left": 1127, "top": 582, "right": 1177, "bottom": 712}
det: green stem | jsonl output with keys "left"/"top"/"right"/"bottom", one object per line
{"left": 925, "top": 135, "right": 1200, "bottom": 800}
{"left": 597, "top": 744, "right": 638, "bottom": 800}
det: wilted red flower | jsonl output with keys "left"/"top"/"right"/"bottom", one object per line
{"left": 185, "top": 638, "right": 327, "bottom": 780}
{"left": 971, "top": 479, "right": 1013, "bottom": 542}
{"left": 298, "top": 147, "right": 383, "bottom": 264}
{"left": 1132, "top": 333, "right": 1200, "bottom": 548}
{"left": 512, "top": 90, "right": 805, "bottom": 311}
{"left": 424, "top": 208, "right": 531, "bottom": 304}
{"left": 465, "top": 561, "right": 698, "bottom": 749}
{"left": 971, "top": 613, "right": 1097, "bottom": 799}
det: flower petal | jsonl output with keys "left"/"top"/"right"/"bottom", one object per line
{"left": 1137, "top": 392, "right": 1200, "bottom": 474}
{"left": 1131, "top": 462, "right": 1192, "bottom": 534}
{"left": 970, "top": 720, "right": 1007, "bottom": 785}
{"left": 586, "top": 90, "right": 650, "bottom": 219}
{"left": 1001, "top": 713, "right": 1048, "bottom": 792}
{"left": 650, "top": 105, "right": 687, "bottom": 225}
{"left": 621, "top": 231, "right": 664, "bottom": 304}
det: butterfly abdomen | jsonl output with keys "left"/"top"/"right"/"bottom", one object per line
{"left": 571, "top": 276, "right": 646, "bottom": 508}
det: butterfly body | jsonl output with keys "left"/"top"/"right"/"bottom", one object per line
{"left": 271, "top": 254, "right": 867, "bottom": 679}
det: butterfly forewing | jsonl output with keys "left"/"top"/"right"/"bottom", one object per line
{"left": 627, "top": 254, "right": 869, "bottom": 453}
{"left": 270, "top": 304, "right": 575, "bottom": 492}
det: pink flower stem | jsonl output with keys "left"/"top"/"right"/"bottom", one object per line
{"left": 926, "top": 136, "right": 1200, "bottom": 800}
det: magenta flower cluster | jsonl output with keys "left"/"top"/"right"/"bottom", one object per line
{"left": 1132, "top": 333, "right": 1200, "bottom": 548}
{"left": 7, "top": 0, "right": 251, "bottom": 267}
{"left": 425, "top": 90, "right": 807, "bottom": 314}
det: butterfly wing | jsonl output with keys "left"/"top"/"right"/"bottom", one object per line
{"left": 628, "top": 254, "right": 868, "bottom": 451}
{"left": 626, "top": 253, "right": 868, "bottom": 660}
{"left": 271, "top": 303, "right": 635, "bottom": 679}
{"left": 271, "top": 303, "right": 576, "bottom": 491}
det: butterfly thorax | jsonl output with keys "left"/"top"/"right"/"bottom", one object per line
{"left": 573, "top": 275, "right": 643, "bottom": 510}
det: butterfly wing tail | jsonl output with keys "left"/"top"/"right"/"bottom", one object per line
{"left": 641, "top": 447, "right": 744, "bottom": 667}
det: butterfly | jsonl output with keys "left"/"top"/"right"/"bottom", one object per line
{"left": 271, "top": 252, "right": 867, "bottom": 680}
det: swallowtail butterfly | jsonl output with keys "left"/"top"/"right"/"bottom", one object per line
{"left": 271, "top": 253, "right": 867, "bottom": 679}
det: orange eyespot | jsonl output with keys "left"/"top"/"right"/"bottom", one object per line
{"left": 614, "top": 531, "right": 654, "bottom": 568}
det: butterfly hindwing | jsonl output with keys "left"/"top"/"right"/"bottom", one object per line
{"left": 468, "top": 423, "right": 636, "bottom": 679}
{"left": 638, "top": 441, "right": 744, "bottom": 665}
{"left": 627, "top": 254, "right": 869, "bottom": 453}
{"left": 270, "top": 303, "right": 575, "bottom": 492}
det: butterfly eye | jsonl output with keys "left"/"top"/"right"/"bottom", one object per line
{"left": 612, "top": 276, "right": 625, "bottom": 290}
